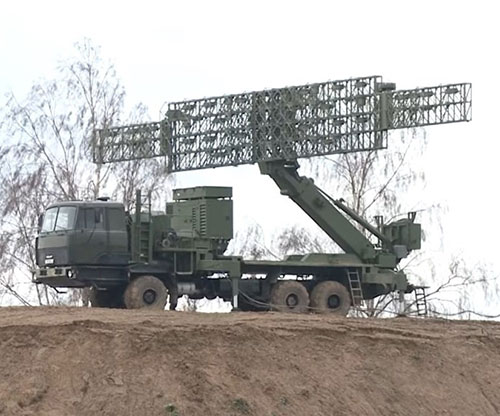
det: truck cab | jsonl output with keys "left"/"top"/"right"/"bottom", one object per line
{"left": 34, "top": 201, "right": 129, "bottom": 287}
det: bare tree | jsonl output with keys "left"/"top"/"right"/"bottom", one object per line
{"left": 407, "top": 258, "right": 499, "bottom": 319}
{"left": 0, "top": 39, "right": 170, "bottom": 306}
{"left": 228, "top": 222, "right": 277, "bottom": 260}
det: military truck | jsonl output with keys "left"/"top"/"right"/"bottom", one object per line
{"left": 33, "top": 76, "right": 471, "bottom": 314}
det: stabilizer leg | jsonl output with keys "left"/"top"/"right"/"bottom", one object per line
{"left": 231, "top": 277, "right": 239, "bottom": 311}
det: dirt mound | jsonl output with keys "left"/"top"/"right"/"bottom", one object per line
{"left": 0, "top": 307, "right": 499, "bottom": 416}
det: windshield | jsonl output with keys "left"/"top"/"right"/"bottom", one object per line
{"left": 41, "top": 206, "right": 77, "bottom": 232}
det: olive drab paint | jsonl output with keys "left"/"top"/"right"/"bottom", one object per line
{"left": 33, "top": 76, "right": 471, "bottom": 313}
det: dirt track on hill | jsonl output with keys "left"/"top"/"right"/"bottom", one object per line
{"left": 0, "top": 307, "right": 499, "bottom": 416}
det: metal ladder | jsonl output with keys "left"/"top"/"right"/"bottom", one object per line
{"left": 414, "top": 286, "right": 429, "bottom": 317}
{"left": 347, "top": 269, "right": 364, "bottom": 308}
{"left": 134, "top": 190, "right": 153, "bottom": 262}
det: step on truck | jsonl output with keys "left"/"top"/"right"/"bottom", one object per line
{"left": 33, "top": 76, "right": 472, "bottom": 315}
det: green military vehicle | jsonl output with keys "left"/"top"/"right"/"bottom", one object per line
{"left": 33, "top": 76, "right": 471, "bottom": 314}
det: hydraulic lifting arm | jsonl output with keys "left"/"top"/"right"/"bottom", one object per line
{"left": 259, "top": 159, "right": 380, "bottom": 262}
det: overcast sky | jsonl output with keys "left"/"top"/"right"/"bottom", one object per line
{"left": 1, "top": 0, "right": 499, "bottom": 274}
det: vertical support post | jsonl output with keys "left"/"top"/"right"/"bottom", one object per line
{"left": 133, "top": 189, "right": 142, "bottom": 262}
{"left": 376, "top": 82, "right": 395, "bottom": 133}
{"left": 147, "top": 191, "right": 153, "bottom": 263}
{"left": 398, "top": 290, "right": 406, "bottom": 316}
{"left": 378, "top": 92, "right": 391, "bottom": 131}
{"left": 231, "top": 277, "right": 239, "bottom": 310}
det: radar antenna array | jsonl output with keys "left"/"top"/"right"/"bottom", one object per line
{"left": 94, "top": 76, "right": 471, "bottom": 172}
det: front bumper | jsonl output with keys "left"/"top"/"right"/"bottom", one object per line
{"left": 32, "top": 266, "right": 85, "bottom": 288}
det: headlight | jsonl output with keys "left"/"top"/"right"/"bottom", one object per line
{"left": 66, "top": 269, "right": 74, "bottom": 279}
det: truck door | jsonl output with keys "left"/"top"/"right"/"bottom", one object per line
{"left": 72, "top": 206, "right": 108, "bottom": 264}
{"left": 106, "top": 207, "right": 129, "bottom": 265}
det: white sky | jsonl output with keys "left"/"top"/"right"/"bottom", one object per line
{"left": 1, "top": 0, "right": 499, "bottom": 274}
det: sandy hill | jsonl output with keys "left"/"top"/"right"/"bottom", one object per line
{"left": 0, "top": 307, "right": 499, "bottom": 416}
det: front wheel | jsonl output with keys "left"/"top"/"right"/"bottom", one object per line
{"left": 310, "top": 281, "right": 351, "bottom": 316}
{"left": 123, "top": 275, "right": 168, "bottom": 310}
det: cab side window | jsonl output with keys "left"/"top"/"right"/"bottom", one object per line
{"left": 76, "top": 207, "right": 105, "bottom": 230}
{"left": 107, "top": 207, "right": 126, "bottom": 231}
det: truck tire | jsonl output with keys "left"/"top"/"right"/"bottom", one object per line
{"left": 88, "top": 287, "right": 125, "bottom": 308}
{"left": 270, "top": 281, "right": 309, "bottom": 313}
{"left": 124, "top": 275, "right": 168, "bottom": 310}
{"left": 310, "top": 281, "right": 350, "bottom": 316}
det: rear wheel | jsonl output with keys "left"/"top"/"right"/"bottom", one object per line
{"left": 310, "top": 281, "right": 351, "bottom": 316}
{"left": 270, "top": 281, "right": 309, "bottom": 313}
{"left": 124, "top": 275, "right": 168, "bottom": 310}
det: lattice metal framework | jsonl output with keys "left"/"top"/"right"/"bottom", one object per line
{"left": 390, "top": 83, "right": 472, "bottom": 129}
{"left": 95, "top": 122, "right": 164, "bottom": 163}
{"left": 93, "top": 76, "right": 471, "bottom": 173}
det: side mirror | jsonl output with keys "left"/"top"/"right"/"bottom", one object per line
{"left": 37, "top": 214, "right": 43, "bottom": 232}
